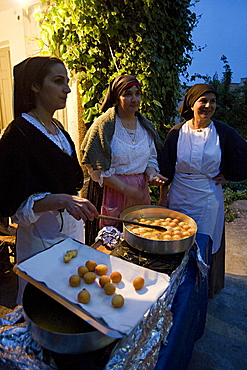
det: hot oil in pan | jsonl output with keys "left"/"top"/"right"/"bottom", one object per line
{"left": 126, "top": 216, "right": 196, "bottom": 241}
{"left": 23, "top": 283, "right": 95, "bottom": 334}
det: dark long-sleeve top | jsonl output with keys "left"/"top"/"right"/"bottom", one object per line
{"left": 0, "top": 116, "right": 84, "bottom": 217}
{"left": 160, "top": 119, "right": 247, "bottom": 185}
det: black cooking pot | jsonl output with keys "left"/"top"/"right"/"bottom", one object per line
{"left": 22, "top": 283, "right": 115, "bottom": 354}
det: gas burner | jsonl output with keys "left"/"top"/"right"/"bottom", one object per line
{"left": 110, "top": 241, "right": 185, "bottom": 275}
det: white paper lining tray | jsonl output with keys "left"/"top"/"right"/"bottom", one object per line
{"left": 14, "top": 238, "right": 170, "bottom": 338}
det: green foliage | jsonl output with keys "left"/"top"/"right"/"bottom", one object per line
{"left": 35, "top": 0, "right": 197, "bottom": 138}
{"left": 149, "top": 184, "right": 160, "bottom": 205}
{"left": 223, "top": 181, "right": 247, "bottom": 221}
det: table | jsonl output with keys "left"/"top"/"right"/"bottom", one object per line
{"left": 154, "top": 233, "right": 212, "bottom": 370}
{"left": 0, "top": 233, "right": 212, "bottom": 370}
{"left": 38, "top": 233, "right": 213, "bottom": 370}
{"left": 89, "top": 232, "right": 212, "bottom": 370}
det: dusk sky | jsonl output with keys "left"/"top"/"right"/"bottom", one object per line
{"left": 181, "top": 0, "right": 247, "bottom": 84}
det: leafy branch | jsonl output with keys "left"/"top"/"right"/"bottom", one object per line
{"left": 34, "top": 0, "right": 197, "bottom": 138}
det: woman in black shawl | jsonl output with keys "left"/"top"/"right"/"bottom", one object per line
{"left": 159, "top": 83, "right": 247, "bottom": 298}
{"left": 0, "top": 56, "right": 98, "bottom": 303}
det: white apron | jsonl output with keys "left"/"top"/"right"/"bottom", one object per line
{"left": 168, "top": 122, "right": 224, "bottom": 254}
{"left": 15, "top": 210, "right": 84, "bottom": 304}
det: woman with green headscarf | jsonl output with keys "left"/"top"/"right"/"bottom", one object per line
{"left": 81, "top": 75, "right": 167, "bottom": 244}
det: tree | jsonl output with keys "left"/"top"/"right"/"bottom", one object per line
{"left": 35, "top": 0, "right": 197, "bottom": 138}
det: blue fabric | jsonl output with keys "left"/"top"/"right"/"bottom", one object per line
{"left": 154, "top": 233, "right": 212, "bottom": 370}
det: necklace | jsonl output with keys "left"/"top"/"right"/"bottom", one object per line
{"left": 121, "top": 118, "right": 137, "bottom": 128}
{"left": 30, "top": 111, "right": 56, "bottom": 135}
{"left": 124, "top": 127, "right": 137, "bottom": 145}
{"left": 120, "top": 116, "right": 137, "bottom": 144}
{"left": 30, "top": 111, "right": 68, "bottom": 153}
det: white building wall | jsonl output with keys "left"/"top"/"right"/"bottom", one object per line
{"left": 0, "top": 0, "right": 79, "bottom": 154}
{"left": 0, "top": 6, "right": 27, "bottom": 68}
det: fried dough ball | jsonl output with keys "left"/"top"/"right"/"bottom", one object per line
{"left": 169, "top": 221, "right": 178, "bottom": 228}
{"left": 188, "top": 228, "right": 196, "bottom": 235}
{"left": 163, "top": 234, "right": 172, "bottom": 241}
{"left": 112, "top": 294, "right": 124, "bottom": 308}
{"left": 182, "top": 231, "right": 190, "bottom": 238}
{"left": 85, "top": 260, "right": 97, "bottom": 272}
{"left": 182, "top": 224, "right": 191, "bottom": 231}
{"left": 110, "top": 271, "right": 122, "bottom": 283}
{"left": 95, "top": 264, "right": 108, "bottom": 276}
{"left": 83, "top": 272, "right": 96, "bottom": 284}
{"left": 172, "top": 234, "right": 181, "bottom": 240}
{"left": 129, "top": 227, "right": 141, "bottom": 235}
{"left": 99, "top": 275, "right": 111, "bottom": 287}
{"left": 63, "top": 249, "right": 78, "bottom": 263}
{"left": 133, "top": 277, "right": 145, "bottom": 290}
{"left": 78, "top": 289, "right": 90, "bottom": 304}
{"left": 78, "top": 265, "right": 89, "bottom": 277}
{"left": 104, "top": 282, "right": 116, "bottom": 295}
{"left": 64, "top": 254, "right": 72, "bottom": 263}
{"left": 69, "top": 274, "right": 81, "bottom": 287}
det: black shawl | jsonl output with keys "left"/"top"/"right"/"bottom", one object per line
{"left": 160, "top": 119, "right": 247, "bottom": 184}
{"left": 0, "top": 117, "right": 84, "bottom": 217}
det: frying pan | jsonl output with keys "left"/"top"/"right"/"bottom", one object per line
{"left": 120, "top": 205, "right": 197, "bottom": 255}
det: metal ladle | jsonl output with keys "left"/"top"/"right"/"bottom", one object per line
{"left": 98, "top": 215, "right": 167, "bottom": 232}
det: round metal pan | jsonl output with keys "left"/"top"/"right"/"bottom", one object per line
{"left": 22, "top": 283, "right": 115, "bottom": 354}
{"left": 121, "top": 205, "right": 197, "bottom": 255}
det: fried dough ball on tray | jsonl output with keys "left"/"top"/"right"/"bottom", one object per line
{"left": 78, "top": 265, "right": 89, "bottom": 278}
{"left": 95, "top": 264, "right": 108, "bottom": 276}
{"left": 83, "top": 272, "right": 96, "bottom": 284}
{"left": 85, "top": 260, "right": 97, "bottom": 272}
{"left": 99, "top": 275, "right": 111, "bottom": 287}
{"left": 78, "top": 289, "right": 90, "bottom": 304}
{"left": 104, "top": 282, "right": 116, "bottom": 295}
{"left": 110, "top": 271, "right": 122, "bottom": 283}
{"left": 112, "top": 294, "right": 124, "bottom": 308}
{"left": 69, "top": 274, "right": 81, "bottom": 287}
{"left": 133, "top": 277, "right": 145, "bottom": 290}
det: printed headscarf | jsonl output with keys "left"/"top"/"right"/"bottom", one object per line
{"left": 178, "top": 83, "right": 218, "bottom": 120}
{"left": 100, "top": 75, "right": 140, "bottom": 112}
{"left": 13, "top": 56, "right": 62, "bottom": 118}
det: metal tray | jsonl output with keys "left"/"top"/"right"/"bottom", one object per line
{"left": 13, "top": 238, "right": 170, "bottom": 339}
{"left": 14, "top": 263, "right": 122, "bottom": 339}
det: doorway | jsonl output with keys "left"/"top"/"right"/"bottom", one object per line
{"left": 0, "top": 47, "right": 13, "bottom": 134}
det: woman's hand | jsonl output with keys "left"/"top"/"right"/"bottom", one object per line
{"left": 145, "top": 167, "right": 168, "bottom": 185}
{"left": 149, "top": 173, "right": 168, "bottom": 186}
{"left": 64, "top": 195, "right": 99, "bottom": 221}
{"left": 33, "top": 194, "right": 98, "bottom": 221}
{"left": 212, "top": 173, "right": 228, "bottom": 185}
